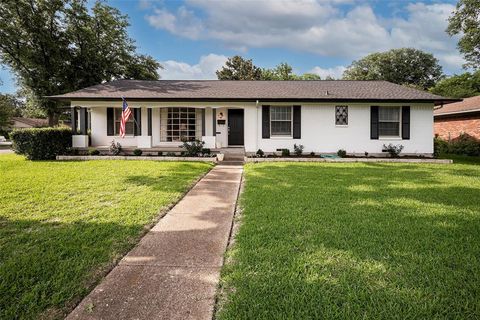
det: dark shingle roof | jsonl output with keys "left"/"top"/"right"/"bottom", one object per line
{"left": 434, "top": 95, "right": 479, "bottom": 116}
{"left": 48, "top": 80, "right": 455, "bottom": 105}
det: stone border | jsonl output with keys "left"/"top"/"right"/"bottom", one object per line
{"left": 246, "top": 157, "right": 453, "bottom": 164}
{"left": 57, "top": 155, "right": 217, "bottom": 162}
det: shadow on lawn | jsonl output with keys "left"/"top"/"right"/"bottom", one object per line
{"left": 221, "top": 163, "right": 480, "bottom": 319}
{"left": 0, "top": 217, "right": 144, "bottom": 319}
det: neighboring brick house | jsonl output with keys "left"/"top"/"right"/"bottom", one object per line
{"left": 10, "top": 117, "right": 49, "bottom": 129}
{"left": 434, "top": 96, "right": 480, "bottom": 140}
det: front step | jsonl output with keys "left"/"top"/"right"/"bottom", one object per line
{"left": 220, "top": 147, "right": 245, "bottom": 164}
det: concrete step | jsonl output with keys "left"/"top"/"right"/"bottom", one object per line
{"left": 223, "top": 154, "right": 245, "bottom": 161}
{"left": 220, "top": 161, "right": 244, "bottom": 166}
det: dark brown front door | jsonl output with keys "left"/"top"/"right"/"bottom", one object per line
{"left": 228, "top": 109, "right": 244, "bottom": 146}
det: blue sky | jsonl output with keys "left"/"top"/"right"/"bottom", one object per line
{"left": 0, "top": 0, "right": 462, "bottom": 94}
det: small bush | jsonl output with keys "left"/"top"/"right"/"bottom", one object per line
{"left": 10, "top": 127, "right": 72, "bottom": 160}
{"left": 281, "top": 149, "right": 290, "bottom": 157}
{"left": 182, "top": 139, "right": 205, "bottom": 156}
{"left": 256, "top": 149, "right": 265, "bottom": 157}
{"left": 88, "top": 148, "right": 100, "bottom": 156}
{"left": 109, "top": 140, "right": 122, "bottom": 155}
{"left": 293, "top": 144, "right": 304, "bottom": 156}
{"left": 434, "top": 137, "right": 448, "bottom": 157}
{"left": 310, "top": 151, "right": 315, "bottom": 156}
{"left": 364, "top": 151, "right": 369, "bottom": 157}
{"left": 337, "top": 149, "right": 347, "bottom": 158}
{"left": 166, "top": 152, "right": 176, "bottom": 157}
{"left": 383, "top": 144, "right": 404, "bottom": 157}
{"left": 133, "top": 148, "right": 143, "bottom": 156}
{"left": 448, "top": 134, "right": 480, "bottom": 156}
{"left": 201, "top": 148, "right": 211, "bottom": 156}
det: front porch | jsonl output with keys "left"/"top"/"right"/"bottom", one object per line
{"left": 70, "top": 104, "right": 248, "bottom": 151}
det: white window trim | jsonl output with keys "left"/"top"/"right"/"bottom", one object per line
{"left": 378, "top": 106, "right": 402, "bottom": 138}
{"left": 113, "top": 108, "right": 134, "bottom": 137}
{"left": 270, "top": 105, "right": 293, "bottom": 137}
{"left": 335, "top": 105, "right": 349, "bottom": 127}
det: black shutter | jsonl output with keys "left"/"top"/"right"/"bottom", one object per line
{"left": 370, "top": 106, "right": 379, "bottom": 139}
{"left": 147, "top": 108, "right": 152, "bottom": 136}
{"left": 402, "top": 106, "right": 410, "bottom": 140}
{"left": 262, "top": 105, "right": 270, "bottom": 139}
{"left": 107, "top": 108, "right": 114, "bottom": 136}
{"left": 71, "top": 107, "right": 78, "bottom": 134}
{"left": 213, "top": 109, "right": 216, "bottom": 136}
{"left": 293, "top": 105, "right": 301, "bottom": 139}
{"left": 134, "top": 108, "right": 141, "bottom": 136}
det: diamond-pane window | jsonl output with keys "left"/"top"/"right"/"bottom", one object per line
{"left": 335, "top": 106, "right": 348, "bottom": 125}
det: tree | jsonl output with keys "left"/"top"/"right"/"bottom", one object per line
{"left": 430, "top": 71, "right": 480, "bottom": 98}
{"left": 343, "top": 48, "right": 443, "bottom": 89}
{"left": 261, "top": 63, "right": 321, "bottom": 80}
{"left": 0, "top": 94, "right": 21, "bottom": 130}
{"left": 216, "top": 56, "right": 262, "bottom": 80}
{"left": 0, "top": 0, "right": 161, "bottom": 125}
{"left": 447, "top": 0, "right": 480, "bottom": 69}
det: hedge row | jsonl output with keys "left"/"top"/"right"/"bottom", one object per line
{"left": 11, "top": 127, "right": 72, "bottom": 160}
{"left": 434, "top": 134, "right": 480, "bottom": 157}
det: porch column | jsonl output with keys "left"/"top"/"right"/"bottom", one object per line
{"left": 137, "top": 106, "right": 152, "bottom": 148}
{"left": 72, "top": 106, "right": 89, "bottom": 148}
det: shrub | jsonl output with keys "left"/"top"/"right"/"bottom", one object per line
{"left": 434, "top": 137, "right": 448, "bottom": 157}
{"left": 133, "top": 148, "right": 143, "bottom": 156}
{"left": 256, "top": 149, "right": 265, "bottom": 157}
{"left": 181, "top": 139, "right": 205, "bottom": 156}
{"left": 281, "top": 149, "right": 290, "bottom": 157}
{"left": 293, "top": 144, "right": 304, "bottom": 156}
{"left": 88, "top": 148, "right": 100, "bottom": 156}
{"left": 0, "top": 129, "right": 11, "bottom": 140}
{"left": 166, "top": 152, "right": 176, "bottom": 157}
{"left": 337, "top": 149, "right": 347, "bottom": 158}
{"left": 109, "top": 140, "right": 122, "bottom": 155}
{"left": 383, "top": 143, "right": 404, "bottom": 157}
{"left": 201, "top": 148, "right": 211, "bottom": 156}
{"left": 10, "top": 127, "right": 72, "bottom": 160}
{"left": 310, "top": 151, "right": 315, "bottom": 156}
{"left": 449, "top": 134, "right": 480, "bottom": 156}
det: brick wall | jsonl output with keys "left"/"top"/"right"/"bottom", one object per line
{"left": 434, "top": 114, "right": 480, "bottom": 140}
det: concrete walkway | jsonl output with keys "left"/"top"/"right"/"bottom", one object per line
{"left": 67, "top": 164, "right": 243, "bottom": 320}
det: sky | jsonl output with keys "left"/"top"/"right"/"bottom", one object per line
{"left": 0, "top": 0, "right": 465, "bottom": 94}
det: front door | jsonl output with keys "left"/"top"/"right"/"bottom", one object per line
{"left": 228, "top": 109, "right": 244, "bottom": 146}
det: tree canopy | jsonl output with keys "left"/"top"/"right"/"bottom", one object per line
{"left": 447, "top": 0, "right": 480, "bottom": 69}
{"left": 216, "top": 57, "right": 321, "bottom": 80}
{"left": 342, "top": 48, "right": 443, "bottom": 89}
{"left": 430, "top": 71, "right": 480, "bottom": 98}
{"left": 0, "top": 0, "right": 161, "bottom": 124}
{"left": 216, "top": 56, "right": 262, "bottom": 80}
{"left": 0, "top": 94, "right": 22, "bottom": 131}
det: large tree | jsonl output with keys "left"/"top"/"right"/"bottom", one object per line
{"left": 430, "top": 71, "right": 480, "bottom": 98}
{"left": 260, "top": 63, "right": 320, "bottom": 80}
{"left": 0, "top": 0, "right": 161, "bottom": 125}
{"left": 343, "top": 48, "right": 443, "bottom": 89}
{"left": 0, "top": 94, "right": 22, "bottom": 131}
{"left": 447, "top": 0, "right": 480, "bottom": 69}
{"left": 216, "top": 56, "right": 262, "bottom": 80}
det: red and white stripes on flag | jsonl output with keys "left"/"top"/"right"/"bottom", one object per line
{"left": 120, "top": 97, "right": 132, "bottom": 138}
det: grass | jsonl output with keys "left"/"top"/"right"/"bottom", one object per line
{"left": 0, "top": 154, "right": 212, "bottom": 319}
{"left": 218, "top": 158, "right": 480, "bottom": 319}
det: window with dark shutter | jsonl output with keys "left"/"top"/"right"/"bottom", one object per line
{"left": 107, "top": 108, "right": 114, "bottom": 136}
{"left": 293, "top": 105, "right": 301, "bottom": 139}
{"left": 402, "top": 106, "right": 410, "bottom": 140}
{"left": 370, "top": 106, "right": 379, "bottom": 140}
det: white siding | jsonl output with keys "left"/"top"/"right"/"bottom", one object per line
{"left": 74, "top": 100, "right": 434, "bottom": 154}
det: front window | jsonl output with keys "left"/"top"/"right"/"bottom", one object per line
{"left": 167, "top": 107, "right": 196, "bottom": 142}
{"left": 114, "top": 108, "right": 134, "bottom": 136}
{"left": 379, "top": 107, "right": 401, "bottom": 137}
{"left": 270, "top": 106, "right": 292, "bottom": 136}
{"left": 335, "top": 106, "right": 348, "bottom": 125}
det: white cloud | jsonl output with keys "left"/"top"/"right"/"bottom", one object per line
{"left": 160, "top": 54, "right": 228, "bottom": 79}
{"left": 145, "top": 0, "right": 465, "bottom": 73}
{"left": 309, "top": 65, "right": 346, "bottom": 79}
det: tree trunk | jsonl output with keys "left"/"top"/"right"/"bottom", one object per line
{"left": 47, "top": 112, "right": 59, "bottom": 126}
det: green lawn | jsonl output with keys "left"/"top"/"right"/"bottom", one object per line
{"left": 0, "top": 154, "right": 212, "bottom": 319}
{"left": 218, "top": 159, "right": 480, "bottom": 319}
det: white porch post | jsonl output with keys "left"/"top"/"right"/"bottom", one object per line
{"left": 137, "top": 106, "right": 152, "bottom": 148}
{"left": 202, "top": 107, "right": 216, "bottom": 148}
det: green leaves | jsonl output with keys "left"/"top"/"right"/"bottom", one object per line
{"left": 343, "top": 48, "right": 444, "bottom": 90}
{"left": 447, "top": 0, "right": 480, "bottom": 69}
{"left": 430, "top": 70, "right": 480, "bottom": 98}
{"left": 0, "top": 0, "right": 161, "bottom": 122}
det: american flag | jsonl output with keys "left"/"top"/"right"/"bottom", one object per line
{"left": 120, "top": 97, "right": 132, "bottom": 138}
